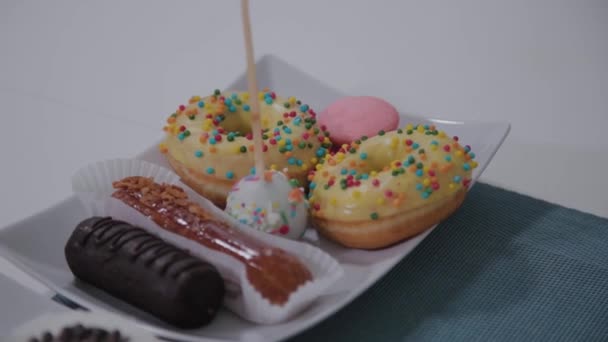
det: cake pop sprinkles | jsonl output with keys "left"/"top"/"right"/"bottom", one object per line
{"left": 308, "top": 123, "right": 477, "bottom": 249}
{"left": 159, "top": 89, "right": 331, "bottom": 207}
{"left": 225, "top": 170, "right": 308, "bottom": 239}
{"left": 222, "top": 1, "right": 308, "bottom": 240}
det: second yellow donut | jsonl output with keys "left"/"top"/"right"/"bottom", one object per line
{"left": 308, "top": 124, "right": 478, "bottom": 249}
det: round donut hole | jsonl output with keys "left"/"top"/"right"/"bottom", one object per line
{"left": 218, "top": 111, "right": 253, "bottom": 137}
{"left": 356, "top": 149, "right": 405, "bottom": 175}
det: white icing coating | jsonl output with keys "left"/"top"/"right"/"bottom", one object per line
{"left": 225, "top": 171, "right": 308, "bottom": 240}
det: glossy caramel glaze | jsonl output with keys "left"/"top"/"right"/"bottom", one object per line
{"left": 112, "top": 176, "right": 312, "bottom": 305}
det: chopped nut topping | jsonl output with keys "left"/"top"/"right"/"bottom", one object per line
{"left": 112, "top": 176, "right": 213, "bottom": 220}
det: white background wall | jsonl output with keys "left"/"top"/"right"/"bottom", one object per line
{"left": 1, "top": 0, "right": 607, "bottom": 227}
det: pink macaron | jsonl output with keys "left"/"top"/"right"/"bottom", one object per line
{"left": 320, "top": 96, "right": 400, "bottom": 146}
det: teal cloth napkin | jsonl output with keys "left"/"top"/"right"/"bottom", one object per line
{"left": 290, "top": 183, "right": 608, "bottom": 341}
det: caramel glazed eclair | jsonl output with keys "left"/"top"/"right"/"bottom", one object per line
{"left": 111, "top": 176, "right": 313, "bottom": 305}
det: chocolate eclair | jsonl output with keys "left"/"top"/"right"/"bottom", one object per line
{"left": 65, "top": 217, "right": 224, "bottom": 329}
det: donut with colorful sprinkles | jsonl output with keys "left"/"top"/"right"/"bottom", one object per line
{"left": 160, "top": 89, "right": 331, "bottom": 207}
{"left": 308, "top": 124, "right": 477, "bottom": 249}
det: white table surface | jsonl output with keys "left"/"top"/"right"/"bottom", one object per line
{"left": 1, "top": 0, "right": 607, "bottom": 324}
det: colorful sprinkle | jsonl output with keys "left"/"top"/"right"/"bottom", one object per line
{"left": 194, "top": 150, "right": 203, "bottom": 158}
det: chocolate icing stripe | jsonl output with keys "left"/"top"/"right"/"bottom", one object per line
{"left": 159, "top": 252, "right": 185, "bottom": 276}
{"left": 104, "top": 227, "right": 138, "bottom": 249}
{"left": 111, "top": 230, "right": 151, "bottom": 251}
{"left": 154, "top": 245, "right": 179, "bottom": 260}
{"left": 169, "top": 259, "right": 207, "bottom": 279}
{"left": 91, "top": 222, "right": 217, "bottom": 279}
{"left": 132, "top": 236, "right": 161, "bottom": 251}
{"left": 79, "top": 216, "right": 111, "bottom": 245}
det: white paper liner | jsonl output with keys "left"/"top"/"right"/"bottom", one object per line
{"left": 71, "top": 158, "right": 343, "bottom": 324}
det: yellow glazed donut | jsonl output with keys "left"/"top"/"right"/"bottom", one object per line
{"left": 308, "top": 124, "right": 478, "bottom": 249}
{"left": 160, "top": 90, "right": 331, "bottom": 207}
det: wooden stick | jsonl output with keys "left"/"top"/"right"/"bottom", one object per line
{"left": 240, "top": 0, "right": 265, "bottom": 177}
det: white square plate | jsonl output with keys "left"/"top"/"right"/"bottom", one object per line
{"left": 0, "top": 55, "right": 509, "bottom": 341}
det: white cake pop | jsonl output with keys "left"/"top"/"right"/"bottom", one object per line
{"left": 225, "top": 170, "right": 308, "bottom": 240}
